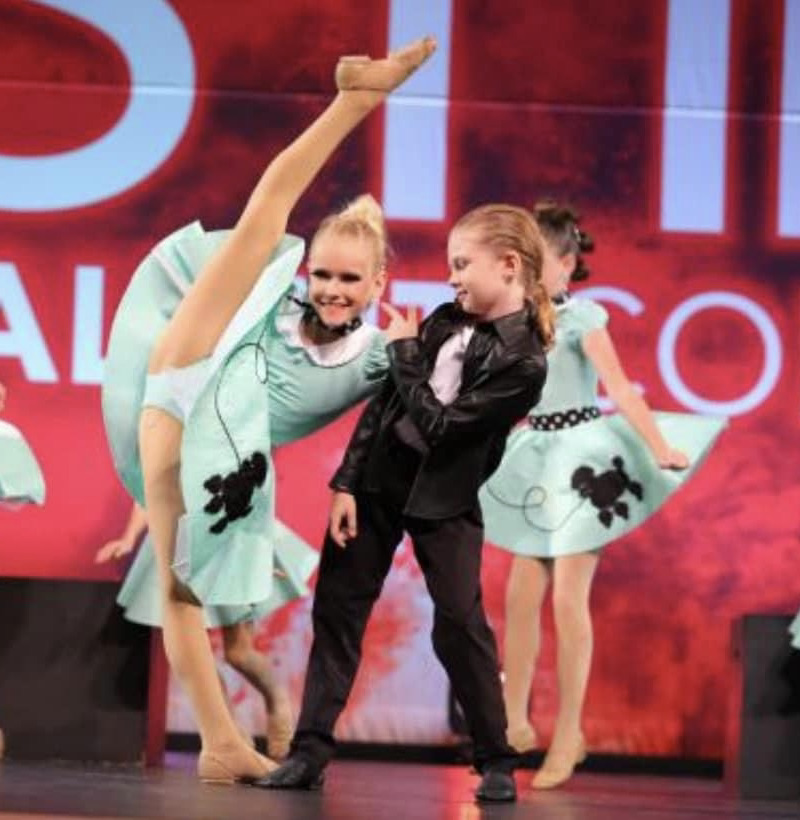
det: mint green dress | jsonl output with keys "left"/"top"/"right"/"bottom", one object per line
{"left": 0, "top": 420, "right": 45, "bottom": 506}
{"left": 479, "top": 297, "right": 726, "bottom": 557}
{"left": 102, "top": 222, "right": 387, "bottom": 627}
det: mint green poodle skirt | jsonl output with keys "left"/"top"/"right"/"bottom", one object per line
{"left": 102, "top": 222, "right": 315, "bottom": 621}
{"left": 480, "top": 412, "right": 726, "bottom": 557}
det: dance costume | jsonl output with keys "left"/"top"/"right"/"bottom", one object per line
{"left": 289, "top": 304, "right": 548, "bottom": 773}
{"left": 102, "top": 222, "right": 387, "bottom": 625}
{"left": 479, "top": 296, "right": 726, "bottom": 557}
{"left": 0, "top": 420, "right": 45, "bottom": 506}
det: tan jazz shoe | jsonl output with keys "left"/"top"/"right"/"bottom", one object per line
{"left": 197, "top": 745, "right": 277, "bottom": 785}
{"left": 531, "top": 734, "right": 587, "bottom": 790}
{"left": 335, "top": 36, "right": 436, "bottom": 93}
{"left": 506, "top": 722, "right": 538, "bottom": 753}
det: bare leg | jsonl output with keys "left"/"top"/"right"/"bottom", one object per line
{"left": 223, "top": 622, "right": 293, "bottom": 760}
{"left": 533, "top": 550, "right": 599, "bottom": 788}
{"left": 139, "top": 409, "right": 270, "bottom": 781}
{"left": 503, "top": 555, "right": 550, "bottom": 751}
{"left": 216, "top": 667, "right": 255, "bottom": 748}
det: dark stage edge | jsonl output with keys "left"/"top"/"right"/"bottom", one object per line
{"left": 0, "top": 755, "right": 797, "bottom": 820}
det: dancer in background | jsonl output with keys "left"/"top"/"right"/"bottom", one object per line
{"left": 480, "top": 201, "right": 726, "bottom": 789}
{"left": 0, "top": 379, "right": 46, "bottom": 760}
{"left": 0, "top": 381, "right": 45, "bottom": 507}
{"left": 101, "top": 37, "right": 436, "bottom": 783}
{"left": 789, "top": 611, "right": 800, "bottom": 650}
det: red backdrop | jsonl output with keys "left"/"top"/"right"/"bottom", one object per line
{"left": 1, "top": 0, "right": 799, "bottom": 757}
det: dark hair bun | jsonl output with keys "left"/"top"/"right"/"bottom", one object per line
{"left": 532, "top": 199, "right": 594, "bottom": 282}
{"left": 575, "top": 227, "right": 594, "bottom": 254}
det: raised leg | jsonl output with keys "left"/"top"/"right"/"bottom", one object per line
{"left": 149, "top": 38, "right": 436, "bottom": 372}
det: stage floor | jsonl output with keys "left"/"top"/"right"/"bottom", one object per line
{"left": 0, "top": 754, "right": 796, "bottom": 820}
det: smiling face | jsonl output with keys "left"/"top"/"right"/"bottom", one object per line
{"left": 306, "top": 229, "right": 386, "bottom": 327}
{"left": 446, "top": 226, "right": 524, "bottom": 320}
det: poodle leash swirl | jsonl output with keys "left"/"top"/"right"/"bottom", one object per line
{"left": 483, "top": 480, "right": 587, "bottom": 532}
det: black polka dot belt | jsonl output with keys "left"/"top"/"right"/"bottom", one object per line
{"left": 528, "top": 406, "right": 601, "bottom": 431}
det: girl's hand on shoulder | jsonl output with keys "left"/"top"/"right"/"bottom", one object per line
{"left": 380, "top": 303, "right": 419, "bottom": 342}
{"left": 657, "top": 446, "right": 689, "bottom": 470}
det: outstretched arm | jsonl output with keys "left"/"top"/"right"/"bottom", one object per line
{"left": 583, "top": 328, "right": 688, "bottom": 469}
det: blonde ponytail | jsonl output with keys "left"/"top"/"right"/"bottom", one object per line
{"left": 527, "top": 280, "right": 556, "bottom": 350}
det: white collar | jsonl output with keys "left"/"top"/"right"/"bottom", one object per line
{"left": 275, "top": 301, "right": 381, "bottom": 367}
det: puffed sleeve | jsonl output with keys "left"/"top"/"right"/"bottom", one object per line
{"left": 362, "top": 329, "right": 389, "bottom": 385}
{"left": 563, "top": 298, "right": 608, "bottom": 345}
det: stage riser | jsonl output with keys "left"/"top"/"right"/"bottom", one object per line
{"left": 0, "top": 578, "right": 150, "bottom": 762}
{"left": 725, "top": 614, "right": 800, "bottom": 800}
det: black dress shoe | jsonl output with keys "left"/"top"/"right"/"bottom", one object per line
{"left": 251, "top": 755, "right": 325, "bottom": 790}
{"left": 475, "top": 768, "right": 517, "bottom": 803}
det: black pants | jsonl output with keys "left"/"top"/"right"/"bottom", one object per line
{"left": 291, "top": 442, "right": 516, "bottom": 772}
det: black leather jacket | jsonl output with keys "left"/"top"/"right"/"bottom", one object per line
{"left": 330, "top": 302, "right": 548, "bottom": 519}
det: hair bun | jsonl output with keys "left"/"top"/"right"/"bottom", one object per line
{"left": 575, "top": 227, "right": 594, "bottom": 254}
{"left": 531, "top": 198, "right": 594, "bottom": 282}
{"left": 312, "top": 193, "right": 390, "bottom": 274}
{"left": 339, "top": 194, "right": 387, "bottom": 246}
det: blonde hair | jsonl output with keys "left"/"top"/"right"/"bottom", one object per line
{"left": 453, "top": 204, "right": 555, "bottom": 348}
{"left": 311, "top": 194, "right": 389, "bottom": 276}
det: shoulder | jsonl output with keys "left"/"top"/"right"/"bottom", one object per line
{"left": 499, "top": 330, "right": 548, "bottom": 381}
{"left": 420, "top": 302, "right": 459, "bottom": 330}
{"left": 361, "top": 325, "right": 390, "bottom": 379}
{"left": 561, "top": 297, "right": 608, "bottom": 335}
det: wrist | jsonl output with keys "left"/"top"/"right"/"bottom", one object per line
{"left": 652, "top": 445, "right": 671, "bottom": 463}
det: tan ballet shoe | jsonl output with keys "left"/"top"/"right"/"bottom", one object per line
{"left": 335, "top": 36, "right": 436, "bottom": 93}
{"left": 506, "top": 722, "right": 537, "bottom": 753}
{"left": 197, "top": 745, "right": 277, "bottom": 785}
{"left": 531, "top": 734, "right": 587, "bottom": 790}
{"left": 266, "top": 701, "right": 294, "bottom": 761}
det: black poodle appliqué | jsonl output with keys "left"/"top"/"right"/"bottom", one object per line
{"left": 202, "top": 451, "right": 268, "bottom": 534}
{"left": 571, "top": 456, "right": 643, "bottom": 528}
